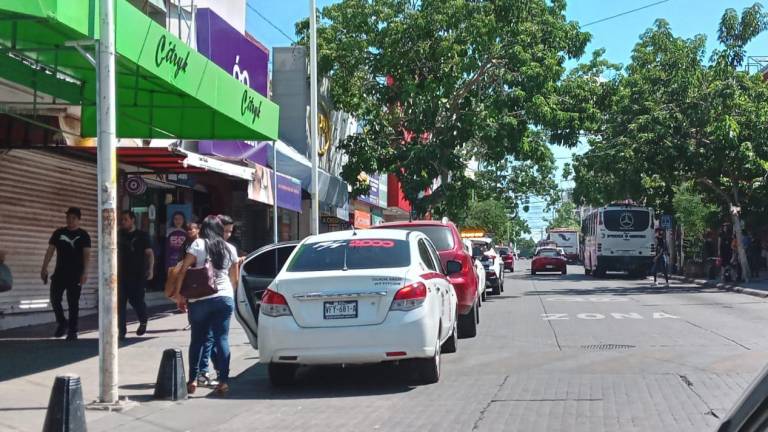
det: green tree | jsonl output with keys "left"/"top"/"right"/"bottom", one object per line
{"left": 463, "top": 199, "right": 509, "bottom": 241}
{"left": 672, "top": 182, "right": 719, "bottom": 260}
{"left": 297, "top": 0, "right": 595, "bottom": 216}
{"left": 573, "top": 3, "right": 768, "bottom": 280}
{"left": 517, "top": 238, "right": 536, "bottom": 257}
{"left": 546, "top": 201, "right": 580, "bottom": 230}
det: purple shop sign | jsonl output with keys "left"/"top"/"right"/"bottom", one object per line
{"left": 196, "top": 9, "right": 270, "bottom": 162}
{"left": 196, "top": 8, "right": 269, "bottom": 96}
{"left": 197, "top": 140, "right": 270, "bottom": 166}
{"left": 277, "top": 173, "right": 302, "bottom": 213}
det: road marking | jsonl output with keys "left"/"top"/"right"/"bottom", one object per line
{"left": 610, "top": 312, "right": 643, "bottom": 319}
{"left": 541, "top": 312, "right": 682, "bottom": 320}
{"left": 577, "top": 313, "right": 605, "bottom": 320}
{"left": 546, "top": 297, "right": 628, "bottom": 302}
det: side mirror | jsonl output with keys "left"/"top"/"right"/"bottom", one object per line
{"left": 445, "top": 260, "right": 462, "bottom": 275}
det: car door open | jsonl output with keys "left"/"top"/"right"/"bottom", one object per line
{"left": 236, "top": 243, "right": 297, "bottom": 348}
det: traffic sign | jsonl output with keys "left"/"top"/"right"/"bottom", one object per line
{"left": 660, "top": 214, "right": 673, "bottom": 229}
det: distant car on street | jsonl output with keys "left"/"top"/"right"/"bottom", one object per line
{"left": 531, "top": 248, "right": 567, "bottom": 275}
{"left": 471, "top": 238, "right": 505, "bottom": 295}
{"left": 498, "top": 247, "right": 515, "bottom": 272}
{"left": 253, "top": 229, "right": 459, "bottom": 386}
{"left": 373, "top": 220, "right": 481, "bottom": 338}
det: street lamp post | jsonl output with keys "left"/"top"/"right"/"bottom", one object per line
{"left": 309, "top": 0, "right": 320, "bottom": 235}
{"left": 97, "top": 0, "right": 119, "bottom": 404}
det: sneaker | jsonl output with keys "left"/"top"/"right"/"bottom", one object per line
{"left": 197, "top": 373, "right": 219, "bottom": 387}
{"left": 66, "top": 332, "right": 78, "bottom": 341}
{"left": 54, "top": 323, "right": 68, "bottom": 338}
{"left": 136, "top": 322, "right": 147, "bottom": 336}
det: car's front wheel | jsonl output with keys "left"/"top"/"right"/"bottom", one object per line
{"left": 268, "top": 363, "right": 298, "bottom": 387}
{"left": 458, "top": 302, "right": 478, "bottom": 339}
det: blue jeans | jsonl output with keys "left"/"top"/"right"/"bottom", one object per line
{"left": 199, "top": 332, "right": 217, "bottom": 375}
{"left": 651, "top": 255, "right": 668, "bottom": 282}
{"left": 188, "top": 296, "right": 234, "bottom": 384}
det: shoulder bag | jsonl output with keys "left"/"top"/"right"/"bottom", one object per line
{"left": 179, "top": 240, "right": 218, "bottom": 299}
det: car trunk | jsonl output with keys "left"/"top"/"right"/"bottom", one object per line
{"left": 277, "top": 270, "right": 408, "bottom": 328}
{"left": 535, "top": 257, "right": 563, "bottom": 269}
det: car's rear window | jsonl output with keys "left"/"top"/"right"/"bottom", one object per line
{"left": 537, "top": 250, "right": 560, "bottom": 258}
{"left": 386, "top": 226, "right": 455, "bottom": 251}
{"left": 286, "top": 239, "right": 411, "bottom": 272}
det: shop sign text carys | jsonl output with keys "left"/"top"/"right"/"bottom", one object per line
{"left": 155, "top": 35, "right": 190, "bottom": 79}
{"left": 241, "top": 90, "right": 263, "bottom": 124}
{"left": 541, "top": 312, "right": 680, "bottom": 320}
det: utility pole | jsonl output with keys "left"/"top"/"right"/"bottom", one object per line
{"left": 273, "top": 143, "right": 279, "bottom": 243}
{"left": 309, "top": 0, "right": 320, "bottom": 235}
{"left": 97, "top": 0, "right": 119, "bottom": 404}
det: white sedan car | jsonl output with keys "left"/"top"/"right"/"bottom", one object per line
{"left": 240, "top": 229, "right": 459, "bottom": 386}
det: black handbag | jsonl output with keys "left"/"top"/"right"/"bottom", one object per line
{"left": 179, "top": 241, "right": 217, "bottom": 299}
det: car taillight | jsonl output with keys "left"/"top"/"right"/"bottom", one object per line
{"left": 261, "top": 289, "right": 292, "bottom": 317}
{"left": 390, "top": 282, "right": 427, "bottom": 311}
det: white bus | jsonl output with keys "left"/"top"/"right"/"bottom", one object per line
{"left": 547, "top": 228, "right": 580, "bottom": 263}
{"left": 582, "top": 203, "right": 655, "bottom": 277}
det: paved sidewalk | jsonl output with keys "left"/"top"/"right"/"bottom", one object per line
{"left": 0, "top": 302, "right": 258, "bottom": 432}
{"left": 670, "top": 274, "right": 768, "bottom": 299}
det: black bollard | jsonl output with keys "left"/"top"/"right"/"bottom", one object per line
{"left": 153, "top": 348, "right": 187, "bottom": 401}
{"left": 43, "top": 374, "right": 87, "bottom": 432}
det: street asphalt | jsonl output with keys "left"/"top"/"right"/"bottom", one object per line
{"left": 3, "top": 260, "right": 768, "bottom": 431}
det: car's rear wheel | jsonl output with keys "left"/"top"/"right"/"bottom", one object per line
{"left": 458, "top": 302, "right": 478, "bottom": 339}
{"left": 268, "top": 363, "right": 298, "bottom": 386}
{"left": 414, "top": 337, "right": 441, "bottom": 384}
{"left": 442, "top": 318, "right": 458, "bottom": 353}
{"left": 531, "top": 270, "right": 537, "bottom": 276}
{"left": 481, "top": 290, "right": 487, "bottom": 302}
{"left": 562, "top": 267, "right": 567, "bottom": 275}
{"left": 584, "top": 268, "right": 591, "bottom": 275}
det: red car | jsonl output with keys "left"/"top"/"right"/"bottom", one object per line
{"left": 531, "top": 248, "right": 567, "bottom": 275}
{"left": 499, "top": 247, "right": 515, "bottom": 272}
{"left": 372, "top": 220, "right": 480, "bottom": 338}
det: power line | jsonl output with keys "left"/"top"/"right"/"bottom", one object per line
{"left": 247, "top": 3, "right": 297, "bottom": 44}
{"left": 583, "top": 0, "right": 670, "bottom": 28}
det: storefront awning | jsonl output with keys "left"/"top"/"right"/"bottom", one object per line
{"left": 0, "top": 0, "right": 279, "bottom": 141}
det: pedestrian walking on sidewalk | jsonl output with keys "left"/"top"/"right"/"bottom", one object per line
{"left": 719, "top": 224, "right": 734, "bottom": 282}
{"left": 651, "top": 229, "right": 669, "bottom": 286}
{"left": 176, "top": 215, "right": 237, "bottom": 395}
{"left": 41, "top": 207, "right": 91, "bottom": 340}
{"left": 118, "top": 210, "right": 154, "bottom": 340}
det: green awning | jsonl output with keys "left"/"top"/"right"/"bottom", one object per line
{"left": 0, "top": 0, "right": 279, "bottom": 140}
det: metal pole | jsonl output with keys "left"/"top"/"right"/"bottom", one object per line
{"left": 273, "top": 142, "right": 279, "bottom": 243}
{"left": 97, "top": 0, "right": 119, "bottom": 404}
{"left": 309, "top": 0, "right": 320, "bottom": 235}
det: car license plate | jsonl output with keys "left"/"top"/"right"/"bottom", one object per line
{"left": 546, "top": 265, "right": 555, "bottom": 269}
{"left": 324, "top": 301, "right": 358, "bottom": 319}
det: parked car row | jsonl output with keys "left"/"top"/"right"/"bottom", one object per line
{"left": 235, "top": 219, "right": 506, "bottom": 386}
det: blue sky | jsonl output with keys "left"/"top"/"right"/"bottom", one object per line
{"left": 244, "top": 0, "right": 768, "bottom": 239}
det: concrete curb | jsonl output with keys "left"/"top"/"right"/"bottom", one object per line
{"left": 670, "top": 275, "right": 768, "bottom": 299}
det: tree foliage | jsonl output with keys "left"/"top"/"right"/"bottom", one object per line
{"left": 672, "top": 182, "right": 719, "bottom": 259}
{"left": 546, "top": 201, "right": 580, "bottom": 230}
{"left": 516, "top": 238, "right": 536, "bottom": 257}
{"left": 298, "top": 0, "right": 595, "bottom": 215}
{"left": 463, "top": 199, "right": 509, "bottom": 240}
{"left": 573, "top": 4, "right": 768, "bottom": 215}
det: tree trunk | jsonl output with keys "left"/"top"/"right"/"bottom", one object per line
{"left": 731, "top": 208, "right": 751, "bottom": 283}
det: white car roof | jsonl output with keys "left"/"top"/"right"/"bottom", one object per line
{"left": 302, "top": 228, "right": 416, "bottom": 243}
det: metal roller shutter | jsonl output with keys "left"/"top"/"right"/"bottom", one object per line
{"left": 0, "top": 149, "right": 98, "bottom": 329}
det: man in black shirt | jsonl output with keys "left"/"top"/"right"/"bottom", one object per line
{"left": 41, "top": 207, "right": 91, "bottom": 340}
{"left": 118, "top": 210, "right": 154, "bottom": 340}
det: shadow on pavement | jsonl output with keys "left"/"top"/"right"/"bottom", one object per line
{"left": 219, "top": 362, "right": 417, "bottom": 400}
{"left": 0, "top": 337, "right": 154, "bottom": 382}
{"left": 523, "top": 285, "right": 721, "bottom": 297}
